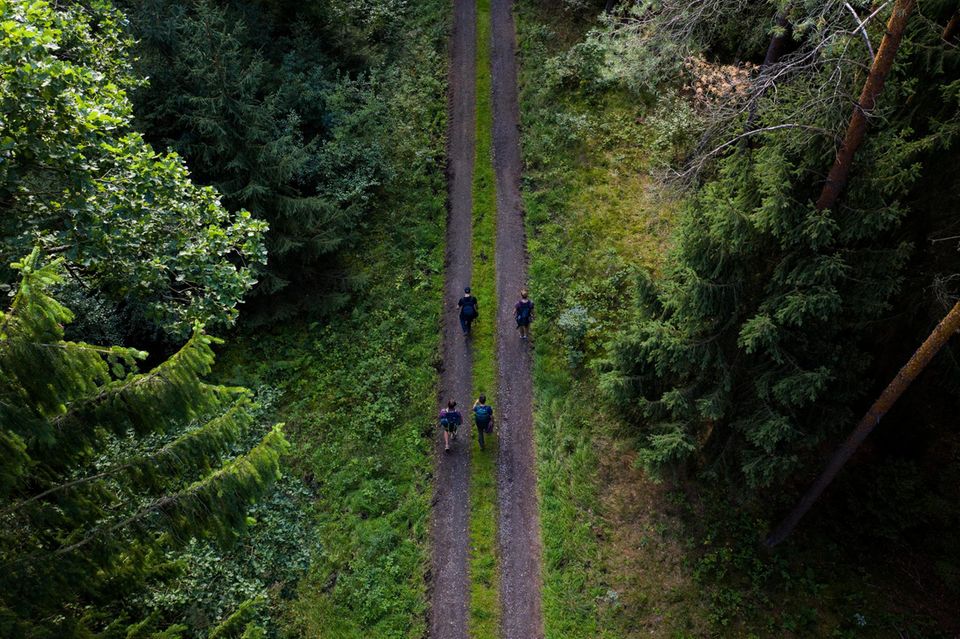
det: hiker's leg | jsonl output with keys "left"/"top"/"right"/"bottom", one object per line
{"left": 443, "top": 430, "right": 450, "bottom": 449}
{"left": 477, "top": 424, "right": 485, "bottom": 449}
{"left": 459, "top": 316, "right": 468, "bottom": 333}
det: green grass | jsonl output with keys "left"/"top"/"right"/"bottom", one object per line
{"left": 467, "top": 0, "right": 500, "bottom": 636}
{"left": 219, "top": 211, "right": 444, "bottom": 639}
{"left": 512, "top": 7, "right": 679, "bottom": 634}
{"left": 212, "top": 2, "right": 449, "bottom": 635}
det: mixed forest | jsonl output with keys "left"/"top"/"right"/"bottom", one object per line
{"left": 0, "top": 0, "right": 958, "bottom": 637}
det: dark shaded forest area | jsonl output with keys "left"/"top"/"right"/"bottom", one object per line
{"left": 521, "top": 0, "right": 960, "bottom": 635}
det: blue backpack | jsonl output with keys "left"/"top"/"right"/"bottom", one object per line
{"left": 461, "top": 296, "right": 477, "bottom": 319}
{"left": 440, "top": 410, "right": 462, "bottom": 429}
{"left": 474, "top": 405, "right": 493, "bottom": 425}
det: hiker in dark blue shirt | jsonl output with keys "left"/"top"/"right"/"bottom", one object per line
{"left": 515, "top": 288, "right": 534, "bottom": 340}
{"left": 472, "top": 395, "right": 494, "bottom": 450}
{"left": 458, "top": 286, "right": 478, "bottom": 335}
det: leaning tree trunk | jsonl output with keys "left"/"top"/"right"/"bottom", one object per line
{"left": 943, "top": 10, "right": 959, "bottom": 43}
{"left": 766, "top": 300, "right": 960, "bottom": 547}
{"left": 763, "top": 0, "right": 918, "bottom": 547}
{"left": 744, "top": 14, "right": 792, "bottom": 136}
{"left": 815, "top": 0, "right": 915, "bottom": 212}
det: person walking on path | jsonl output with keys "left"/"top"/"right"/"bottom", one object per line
{"left": 515, "top": 288, "right": 534, "bottom": 340}
{"left": 458, "top": 286, "right": 479, "bottom": 336}
{"left": 472, "top": 395, "right": 494, "bottom": 450}
{"left": 439, "top": 400, "right": 463, "bottom": 453}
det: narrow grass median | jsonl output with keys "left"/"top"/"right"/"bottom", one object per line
{"left": 467, "top": 0, "right": 500, "bottom": 636}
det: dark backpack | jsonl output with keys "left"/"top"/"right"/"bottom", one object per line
{"left": 474, "top": 405, "right": 492, "bottom": 425}
{"left": 461, "top": 297, "right": 477, "bottom": 319}
{"left": 516, "top": 301, "right": 532, "bottom": 322}
{"left": 441, "top": 410, "right": 462, "bottom": 428}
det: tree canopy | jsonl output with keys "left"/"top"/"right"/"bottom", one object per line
{"left": 0, "top": 0, "right": 267, "bottom": 338}
{"left": 598, "top": 0, "right": 960, "bottom": 488}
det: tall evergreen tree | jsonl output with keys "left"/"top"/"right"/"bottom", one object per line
{"left": 0, "top": 249, "right": 288, "bottom": 638}
{"left": 122, "top": 0, "right": 387, "bottom": 310}
{"left": 600, "top": 2, "right": 958, "bottom": 489}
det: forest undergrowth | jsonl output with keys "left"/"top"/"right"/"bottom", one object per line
{"left": 516, "top": 1, "right": 957, "bottom": 637}
{"left": 216, "top": 184, "right": 445, "bottom": 635}
{"left": 208, "top": 2, "right": 450, "bottom": 636}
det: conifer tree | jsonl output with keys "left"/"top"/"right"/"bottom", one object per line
{"left": 0, "top": 249, "right": 288, "bottom": 638}
{"left": 600, "top": 2, "right": 953, "bottom": 489}
{"left": 122, "top": 0, "right": 386, "bottom": 309}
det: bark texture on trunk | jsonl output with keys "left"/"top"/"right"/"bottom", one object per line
{"left": 744, "top": 14, "right": 792, "bottom": 136}
{"left": 814, "top": 0, "right": 915, "bottom": 212}
{"left": 766, "top": 300, "right": 960, "bottom": 547}
{"left": 943, "top": 10, "right": 959, "bottom": 43}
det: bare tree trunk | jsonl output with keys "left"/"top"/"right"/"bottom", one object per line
{"left": 815, "top": 0, "right": 915, "bottom": 212}
{"left": 765, "top": 301, "right": 960, "bottom": 547}
{"left": 604, "top": 0, "right": 619, "bottom": 14}
{"left": 943, "top": 10, "right": 959, "bottom": 44}
{"left": 744, "top": 14, "right": 792, "bottom": 136}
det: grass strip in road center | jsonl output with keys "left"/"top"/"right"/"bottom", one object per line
{"left": 467, "top": 0, "right": 499, "bottom": 636}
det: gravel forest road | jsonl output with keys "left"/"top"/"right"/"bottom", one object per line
{"left": 431, "top": 1, "right": 543, "bottom": 637}
{"left": 491, "top": 0, "right": 544, "bottom": 637}
{"left": 429, "top": 0, "right": 476, "bottom": 636}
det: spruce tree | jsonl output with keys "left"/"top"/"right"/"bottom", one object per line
{"left": 122, "top": 0, "right": 387, "bottom": 310}
{"left": 0, "top": 249, "right": 288, "bottom": 638}
{"left": 600, "top": 2, "right": 957, "bottom": 489}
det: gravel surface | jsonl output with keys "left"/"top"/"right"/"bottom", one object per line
{"left": 429, "top": 0, "right": 476, "bottom": 636}
{"left": 491, "top": 1, "right": 545, "bottom": 637}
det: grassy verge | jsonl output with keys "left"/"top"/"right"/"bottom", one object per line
{"left": 214, "top": 3, "right": 449, "bottom": 637}
{"left": 467, "top": 0, "right": 500, "bottom": 636}
{"left": 514, "top": 5, "right": 677, "bottom": 637}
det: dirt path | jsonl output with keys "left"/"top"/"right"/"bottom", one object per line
{"left": 491, "top": 1, "right": 545, "bottom": 637}
{"left": 430, "top": 0, "right": 476, "bottom": 636}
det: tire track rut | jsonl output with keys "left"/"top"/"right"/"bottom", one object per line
{"left": 491, "top": 1, "right": 544, "bottom": 637}
{"left": 430, "top": 0, "right": 476, "bottom": 636}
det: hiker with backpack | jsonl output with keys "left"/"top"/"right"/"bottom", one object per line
{"left": 515, "top": 288, "right": 534, "bottom": 340}
{"left": 458, "top": 286, "right": 478, "bottom": 336}
{"left": 472, "top": 395, "right": 494, "bottom": 450}
{"left": 439, "top": 399, "right": 463, "bottom": 452}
